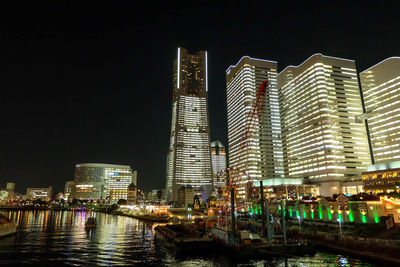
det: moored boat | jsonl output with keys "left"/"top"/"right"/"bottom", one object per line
{"left": 85, "top": 217, "right": 97, "bottom": 229}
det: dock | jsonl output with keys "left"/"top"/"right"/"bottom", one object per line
{"left": 154, "top": 224, "right": 221, "bottom": 254}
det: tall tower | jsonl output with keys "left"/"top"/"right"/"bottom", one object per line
{"left": 226, "top": 56, "right": 284, "bottom": 199}
{"left": 166, "top": 47, "right": 213, "bottom": 202}
{"left": 360, "top": 57, "right": 400, "bottom": 164}
{"left": 278, "top": 54, "right": 371, "bottom": 196}
{"left": 210, "top": 141, "right": 227, "bottom": 189}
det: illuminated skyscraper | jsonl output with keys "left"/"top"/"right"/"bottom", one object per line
{"left": 226, "top": 56, "right": 284, "bottom": 199}
{"left": 360, "top": 57, "right": 400, "bottom": 164}
{"left": 278, "top": 54, "right": 371, "bottom": 196}
{"left": 166, "top": 47, "right": 213, "bottom": 202}
{"left": 210, "top": 141, "right": 227, "bottom": 189}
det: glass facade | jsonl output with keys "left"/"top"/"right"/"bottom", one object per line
{"left": 73, "top": 163, "right": 134, "bottom": 202}
{"left": 362, "top": 167, "right": 400, "bottom": 194}
{"left": 211, "top": 141, "right": 227, "bottom": 189}
{"left": 108, "top": 169, "right": 133, "bottom": 202}
{"left": 166, "top": 48, "right": 213, "bottom": 201}
{"left": 226, "top": 56, "right": 284, "bottom": 199}
{"left": 360, "top": 57, "right": 400, "bottom": 164}
{"left": 277, "top": 54, "right": 371, "bottom": 196}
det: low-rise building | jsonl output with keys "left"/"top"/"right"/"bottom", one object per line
{"left": 341, "top": 179, "right": 364, "bottom": 196}
{"left": 284, "top": 194, "right": 400, "bottom": 224}
{"left": 127, "top": 183, "right": 137, "bottom": 205}
{"left": 253, "top": 184, "right": 320, "bottom": 200}
{"left": 362, "top": 161, "right": 400, "bottom": 195}
{"left": 0, "top": 190, "right": 9, "bottom": 204}
{"left": 26, "top": 186, "right": 53, "bottom": 202}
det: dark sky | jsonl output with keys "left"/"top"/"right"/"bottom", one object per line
{"left": 1, "top": 1, "right": 399, "bottom": 194}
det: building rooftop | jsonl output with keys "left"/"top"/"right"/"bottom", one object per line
{"left": 75, "top": 163, "right": 131, "bottom": 169}
{"left": 210, "top": 140, "right": 224, "bottom": 148}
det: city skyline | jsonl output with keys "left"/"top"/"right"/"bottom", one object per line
{"left": 1, "top": 2, "right": 400, "bottom": 194}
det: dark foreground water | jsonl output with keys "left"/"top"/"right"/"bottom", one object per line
{"left": 0, "top": 210, "right": 378, "bottom": 266}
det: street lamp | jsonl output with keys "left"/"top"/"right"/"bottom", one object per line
{"left": 337, "top": 218, "right": 343, "bottom": 239}
{"left": 297, "top": 216, "right": 301, "bottom": 232}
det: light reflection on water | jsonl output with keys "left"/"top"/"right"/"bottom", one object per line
{"left": 0, "top": 210, "right": 377, "bottom": 266}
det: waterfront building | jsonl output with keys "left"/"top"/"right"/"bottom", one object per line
{"left": 282, "top": 194, "right": 400, "bottom": 224}
{"left": 178, "top": 185, "right": 194, "bottom": 208}
{"left": 0, "top": 183, "right": 16, "bottom": 202}
{"left": 226, "top": 56, "right": 284, "bottom": 200}
{"left": 253, "top": 184, "right": 320, "bottom": 200}
{"left": 362, "top": 161, "right": 400, "bottom": 195}
{"left": 108, "top": 170, "right": 133, "bottom": 202}
{"left": 0, "top": 190, "right": 8, "bottom": 204}
{"left": 73, "top": 163, "right": 135, "bottom": 201}
{"left": 26, "top": 186, "right": 53, "bottom": 202}
{"left": 211, "top": 141, "right": 227, "bottom": 189}
{"left": 359, "top": 57, "right": 400, "bottom": 164}
{"left": 166, "top": 47, "right": 213, "bottom": 202}
{"left": 127, "top": 183, "right": 137, "bottom": 205}
{"left": 64, "top": 180, "right": 75, "bottom": 201}
{"left": 277, "top": 54, "right": 371, "bottom": 197}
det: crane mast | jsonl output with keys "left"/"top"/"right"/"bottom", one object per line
{"left": 241, "top": 80, "right": 268, "bottom": 150}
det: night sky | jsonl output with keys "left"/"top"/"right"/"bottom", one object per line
{"left": 1, "top": 2, "right": 399, "bottom": 194}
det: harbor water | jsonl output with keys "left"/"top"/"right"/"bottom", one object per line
{"left": 0, "top": 210, "right": 379, "bottom": 266}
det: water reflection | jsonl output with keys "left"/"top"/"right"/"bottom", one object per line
{"left": 0, "top": 210, "right": 377, "bottom": 266}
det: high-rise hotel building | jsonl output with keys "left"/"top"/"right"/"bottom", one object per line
{"left": 226, "top": 56, "right": 284, "bottom": 199}
{"left": 360, "top": 57, "right": 400, "bottom": 164}
{"left": 210, "top": 141, "right": 227, "bottom": 189}
{"left": 166, "top": 47, "right": 213, "bottom": 202}
{"left": 277, "top": 54, "right": 371, "bottom": 196}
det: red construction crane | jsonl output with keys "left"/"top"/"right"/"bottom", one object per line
{"left": 240, "top": 80, "right": 269, "bottom": 150}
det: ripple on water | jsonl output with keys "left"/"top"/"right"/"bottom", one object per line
{"left": 0, "top": 210, "right": 379, "bottom": 266}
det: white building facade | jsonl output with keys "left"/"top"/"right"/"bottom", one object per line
{"left": 360, "top": 57, "right": 400, "bottom": 164}
{"left": 277, "top": 54, "right": 371, "bottom": 196}
{"left": 226, "top": 56, "right": 285, "bottom": 199}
